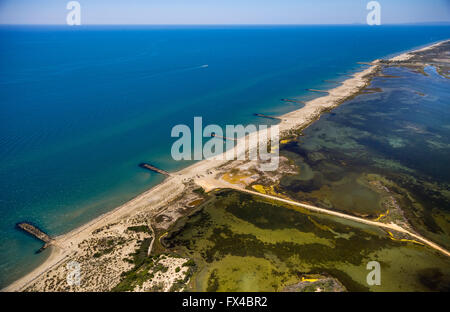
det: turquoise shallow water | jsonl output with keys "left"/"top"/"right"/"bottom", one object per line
{"left": 0, "top": 25, "right": 449, "bottom": 287}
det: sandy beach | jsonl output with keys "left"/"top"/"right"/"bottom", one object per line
{"left": 3, "top": 39, "right": 449, "bottom": 292}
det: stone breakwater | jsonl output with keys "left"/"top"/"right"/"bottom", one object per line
{"left": 16, "top": 222, "right": 53, "bottom": 253}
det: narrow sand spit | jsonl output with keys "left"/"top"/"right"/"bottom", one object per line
{"left": 3, "top": 40, "right": 449, "bottom": 292}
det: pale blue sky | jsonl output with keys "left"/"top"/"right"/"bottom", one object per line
{"left": 0, "top": 0, "right": 449, "bottom": 25}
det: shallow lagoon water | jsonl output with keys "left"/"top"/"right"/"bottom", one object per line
{"left": 166, "top": 190, "right": 450, "bottom": 291}
{"left": 280, "top": 66, "right": 450, "bottom": 249}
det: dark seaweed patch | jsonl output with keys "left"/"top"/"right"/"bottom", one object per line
{"left": 417, "top": 268, "right": 450, "bottom": 292}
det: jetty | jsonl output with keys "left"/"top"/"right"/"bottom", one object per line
{"left": 16, "top": 222, "right": 53, "bottom": 253}
{"left": 253, "top": 113, "right": 280, "bottom": 120}
{"left": 139, "top": 163, "right": 171, "bottom": 176}
{"left": 323, "top": 80, "right": 341, "bottom": 84}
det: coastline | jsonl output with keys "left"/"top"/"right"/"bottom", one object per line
{"left": 3, "top": 39, "right": 448, "bottom": 292}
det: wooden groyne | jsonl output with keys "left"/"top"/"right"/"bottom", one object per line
{"left": 16, "top": 222, "right": 53, "bottom": 253}
{"left": 254, "top": 113, "right": 280, "bottom": 120}
{"left": 281, "top": 99, "right": 306, "bottom": 104}
{"left": 357, "top": 61, "right": 377, "bottom": 66}
{"left": 139, "top": 163, "right": 171, "bottom": 176}
{"left": 211, "top": 133, "right": 237, "bottom": 141}
{"left": 306, "top": 89, "right": 329, "bottom": 94}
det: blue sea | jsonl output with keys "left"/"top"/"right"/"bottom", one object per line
{"left": 0, "top": 25, "right": 449, "bottom": 288}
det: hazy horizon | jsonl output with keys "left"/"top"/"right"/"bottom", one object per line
{"left": 1, "top": 22, "right": 450, "bottom": 26}
{"left": 0, "top": 0, "right": 449, "bottom": 25}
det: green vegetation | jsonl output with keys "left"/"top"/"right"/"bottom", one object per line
{"left": 169, "top": 279, "right": 185, "bottom": 292}
{"left": 193, "top": 187, "right": 206, "bottom": 195}
{"left": 170, "top": 263, "right": 195, "bottom": 292}
{"left": 92, "top": 238, "right": 123, "bottom": 258}
{"left": 112, "top": 237, "right": 191, "bottom": 292}
{"left": 183, "top": 259, "right": 196, "bottom": 267}
{"left": 153, "top": 263, "right": 168, "bottom": 274}
{"left": 112, "top": 238, "right": 153, "bottom": 292}
{"left": 206, "top": 269, "right": 220, "bottom": 292}
{"left": 93, "top": 247, "right": 114, "bottom": 258}
{"left": 127, "top": 225, "right": 152, "bottom": 235}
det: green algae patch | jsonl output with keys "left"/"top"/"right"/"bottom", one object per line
{"left": 205, "top": 255, "right": 299, "bottom": 292}
{"left": 278, "top": 66, "right": 450, "bottom": 251}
